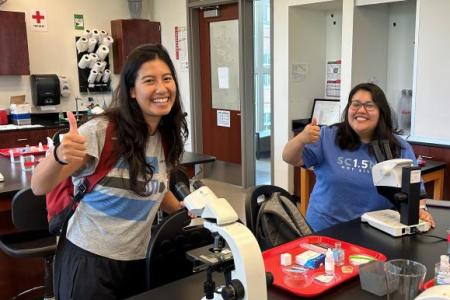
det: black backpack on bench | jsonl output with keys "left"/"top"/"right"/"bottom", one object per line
{"left": 255, "top": 191, "right": 313, "bottom": 250}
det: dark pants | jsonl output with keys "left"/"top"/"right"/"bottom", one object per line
{"left": 54, "top": 238, "right": 147, "bottom": 300}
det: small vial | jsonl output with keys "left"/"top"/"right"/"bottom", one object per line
{"left": 325, "top": 248, "right": 335, "bottom": 276}
{"left": 333, "top": 242, "right": 345, "bottom": 266}
{"left": 9, "top": 149, "right": 14, "bottom": 163}
{"left": 447, "top": 228, "right": 450, "bottom": 254}
{"left": 437, "top": 255, "right": 450, "bottom": 285}
{"left": 280, "top": 253, "right": 292, "bottom": 266}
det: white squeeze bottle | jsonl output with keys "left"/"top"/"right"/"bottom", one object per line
{"left": 9, "top": 149, "right": 15, "bottom": 163}
{"left": 325, "top": 248, "right": 335, "bottom": 276}
{"left": 437, "top": 255, "right": 450, "bottom": 285}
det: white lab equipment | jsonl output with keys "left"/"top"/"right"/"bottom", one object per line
{"left": 176, "top": 180, "right": 269, "bottom": 300}
{"left": 361, "top": 158, "right": 430, "bottom": 236}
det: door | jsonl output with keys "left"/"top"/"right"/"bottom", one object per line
{"left": 198, "top": 4, "right": 241, "bottom": 165}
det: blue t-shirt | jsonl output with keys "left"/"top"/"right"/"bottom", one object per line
{"left": 303, "top": 126, "right": 422, "bottom": 231}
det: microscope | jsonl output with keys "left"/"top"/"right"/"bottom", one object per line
{"left": 361, "top": 140, "right": 430, "bottom": 236}
{"left": 175, "top": 181, "right": 269, "bottom": 300}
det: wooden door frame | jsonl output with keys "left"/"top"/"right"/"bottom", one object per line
{"left": 187, "top": 0, "right": 255, "bottom": 187}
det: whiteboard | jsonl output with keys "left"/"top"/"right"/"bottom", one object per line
{"left": 410, "top": 0, "right": 450, "bottom": 146}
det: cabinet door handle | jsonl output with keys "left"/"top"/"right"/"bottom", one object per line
{"left": 17, "top": 138, "right": 28, "bottom": 142}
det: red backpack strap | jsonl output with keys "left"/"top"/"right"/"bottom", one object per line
{"left": 161, "top": 133, "right": 170, "bottom": 162}
{"left": 73, "top": 121, "right": 118, "bottom": 199}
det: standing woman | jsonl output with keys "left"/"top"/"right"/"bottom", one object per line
{"left": 31, "top": 44, "right": 188, "bottom": 299}
{"left": 283, "top": 83, "right": 435, "bottom": 232}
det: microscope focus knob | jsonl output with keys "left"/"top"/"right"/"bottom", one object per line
{"left": 221, "top": 279, "right": 245, "bottom": 300}
{"left": 266, "top": 272, "right": 274, "bottom": 286}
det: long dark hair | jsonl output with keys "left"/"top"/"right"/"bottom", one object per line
{"left": 104, "top": 44, "right": 188, "bottom": 196}
{"left": 335, "top": 82, "right": 402, "bottom": 157}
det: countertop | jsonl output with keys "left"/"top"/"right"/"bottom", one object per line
{"left": 0, "top": 111, "right": 88, "bottom": 132}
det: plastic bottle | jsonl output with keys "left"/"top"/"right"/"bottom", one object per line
{"left": 333, "top": 242, "right": 345, "bottom": 266}
{"left": 448, "top": 228, "right": 450, "bottom": 254}
{"left": 436, "top": 255, "right": 450, "bottom": 285}
{"left": 9, "top": 149, "right": 15, "bottom": 163}
{"left": 325, "top": 248, "right": 335, "bottom": 276}
{"left": 398, "top": 89, "right": 412, "bottom": 135}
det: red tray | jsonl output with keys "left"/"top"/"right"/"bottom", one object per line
{"left": 423, "top": 278, "right": 435, "bottom": 290}
{"left": 0, "top": 145, "right": 48, "bottom": 157}
{"left": 263, "top": 235, "right": 387, "bottom": 297}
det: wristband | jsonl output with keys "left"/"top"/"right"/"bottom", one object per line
{"left": 53, "top": 143, "right": 68, "bottom": 165}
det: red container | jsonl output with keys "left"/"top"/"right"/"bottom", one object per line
{"left": 0, "top": 110, "right": 8, "bottom": 125}
{"left": 263, "top": 235, "right": 387, "bottom": 297}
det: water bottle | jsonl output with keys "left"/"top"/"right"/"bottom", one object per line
{"left": 447, "top": 227, "right": 450, "bottom": 254}
{"left": 333, "top": 242, "right": 345, "bottom": 266}
{"left": 398, "top": 89, "right": 412, "bottom": 135}
{"left": 325, "top": 248, "right": 335, "bottom": 276}
{"left": 436, "top": 255, "right": 450, "bottom": 285}
{"left": 9, "top": 149, "right": 15, "bottom": 163}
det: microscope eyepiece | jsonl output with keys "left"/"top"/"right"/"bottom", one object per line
{"left": 192, "top": 180, "right": 205, "bottom": 190}
{"left": 174, "top": 182, "right": 190, "bottom": 200}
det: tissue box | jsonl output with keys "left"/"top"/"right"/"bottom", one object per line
{"left": 10, "top": 104, "right": 31, "bottom": 125}
{"left": 295, "top": 250, "right": 325, "bottom": 269}
{"left": 10, "top": 103, "right": 31, "bottom": 114}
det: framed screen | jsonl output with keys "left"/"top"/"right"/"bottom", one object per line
{"left": 311, "top": 98, "right": 341, "bottom": 126}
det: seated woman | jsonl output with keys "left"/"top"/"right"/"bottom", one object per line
{"left": 282, "top": 83, "right": 435, "bottom": 231}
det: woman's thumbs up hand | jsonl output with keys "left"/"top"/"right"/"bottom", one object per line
{"left": 300, "top": 117, "right": 321, "bottom": 144}
{"left": 56, "top": 112, "right": 87, "bottom": 164}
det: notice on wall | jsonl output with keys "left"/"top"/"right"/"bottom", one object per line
{"left": 175, "top": 26, "right": 188, "bottom": 71}
{"left": 326, "top": 60, "right": 341, "bottom": 97}
{"left": 217, "top": 67, "right": 230, "bottom": 89}
{"left": 29, "top": 9, "right": 48, "bottom": 31}
{"left": 74, "top": 14, "right": 84, "bottom": 30}
{"left": 291, "top": 63, "right": 309, "bottom": 82}
{"left": 217, "top": 110, "right": 231, "bottom": 127}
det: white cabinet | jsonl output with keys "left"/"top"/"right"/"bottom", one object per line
{"left": 411, "top": 0, "right": 450, "bottom": 144}
{"left": 274, "top": 0, "right": 450, "bottom": 188}
{"left": 288, "top": 0, "right": 343, "bottom": 120}
{"left": 351, "top": 0, "right": 416, "bottom": 124}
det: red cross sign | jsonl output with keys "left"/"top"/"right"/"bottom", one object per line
{"left": 32, "top": 11, "right": 45, "bottom": 23}
{"left": 29, "top": 9, "right": 48, "bottom": 31}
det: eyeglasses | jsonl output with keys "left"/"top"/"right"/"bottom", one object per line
{"left": 349, "top": 101, "right": 377, "bottom": 112}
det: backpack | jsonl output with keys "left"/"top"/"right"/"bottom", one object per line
{"left": 255, "top": 192, "right": 313, "bottom": 250}
{"left": 46, "top": 121, "right": 118, "bottom": 235}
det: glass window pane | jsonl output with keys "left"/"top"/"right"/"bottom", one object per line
{"left": 210, "top": 20, "right": 240, "bottom": 111}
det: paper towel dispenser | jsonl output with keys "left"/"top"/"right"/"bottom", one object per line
{"left": 30, "top": 74, "right": 60, "bottom": 106}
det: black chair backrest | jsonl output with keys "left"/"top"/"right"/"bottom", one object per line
{"left": 169, "top": 167, "right": 190, "bottom": 201}
{"left": 146, "top": 209, "right": 213, "bottom": 290}
{"left": 11, "top": 188, "right": 48, "bottom": 231}
{"left": 245, "top": 185, "right": 295, "bottom": 234}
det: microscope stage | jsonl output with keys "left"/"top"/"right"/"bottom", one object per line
{"left": 361, "top": 209, "right": 430, "bottom": 237}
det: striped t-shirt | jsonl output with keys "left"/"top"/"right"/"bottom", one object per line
{"left": 67, "top": 117, "right": 168, "bottom": 261}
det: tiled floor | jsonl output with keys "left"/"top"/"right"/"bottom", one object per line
{"left": 255, "top": 158, "right": 271, "bottom": 185}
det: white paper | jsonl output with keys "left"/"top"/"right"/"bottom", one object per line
{"left": 291, "top": 63, "right": 308, "bottom": 82}
{"left": 410, "top": 170, "right": 421, "bottom": 184}
{"left": 218, "top": 67, "right": 230, "bottom": 89}
{"left": 217, "top": 110, "right": 231, "bottom": 127}
{"left": 312, "top": 100, "right": 341, "bottom": 126}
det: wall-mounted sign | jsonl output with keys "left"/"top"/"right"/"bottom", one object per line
{"left": 175, "top": 26, "right": 188, "bottom": 71}
{"left": 29, "top": 9, "right": 47, "bottom": 31}
{"left": 74, "top": 14, "right": 84, "bottom": 30}
{"left": 217, "top": 110, "right": 231, "bottom": 128}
